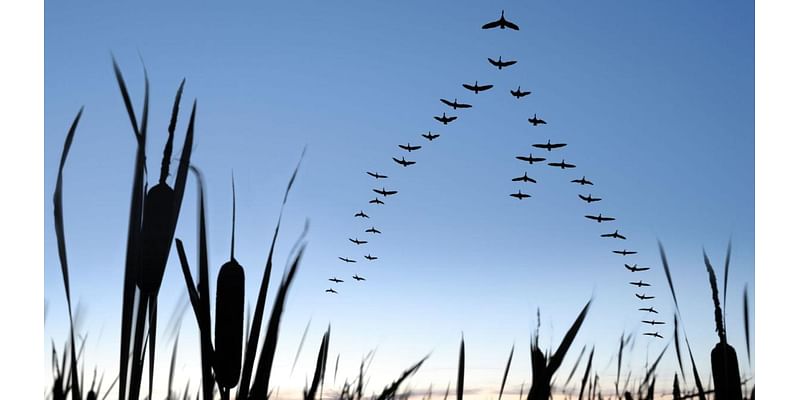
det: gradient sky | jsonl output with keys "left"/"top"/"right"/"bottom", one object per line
{"left": 44, "top": 1, "right": 754, "bottom": 398}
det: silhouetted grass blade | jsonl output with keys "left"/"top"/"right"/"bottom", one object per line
{"left": 498, "top": 344, "right": 513, "bottom": 400}
{"left": 577, "top": 347, "right": 594, "bottom": 400}
{"left": 304, "top": 327, "right": 330, "bottom": 400}
{"left": 457, "top": 336, "right": 464, "bottom": 400}
{"left": 563, "top": 345, "right": 586, "bottom": 389}
{"left": 291, "top": 318, "right": 313, "bottom": 375}
{"left": 642, "top": 343, "right": 668, "bottom": 385}
{"left": 547, "top": 299, "right": 591, "bottom": 376}
{"left": 658, "top": 241, "right": 681, "bottom": 316}
{"left": 375, "top": 356, "right": 428, "bottom": 400}
{"left": 723, "top": 240, "right": 732, "bottom": 315}
{"left": 685, "top": 338, "right": 706, "bottom": 400}
{"left": 744, "top": 285, "right": 751, "bottom": 366}
{"left": 674, "top": 313, "right": 685, "bottom": 381}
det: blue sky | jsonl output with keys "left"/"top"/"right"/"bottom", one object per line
{"left": 44, "top": 1, "right": 754, "bottom": 397}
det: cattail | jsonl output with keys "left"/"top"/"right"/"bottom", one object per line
{"left": 672, "top": 373, "right": 680, "bottom": 400}
{"left": 137, "top": 182, "right": 177, "bottom": 293}
{"left": 87, "top": 390, "right": 97, "bottom": 400}
{"left": 704, "top": 251, "right": 743, "bottom": 400}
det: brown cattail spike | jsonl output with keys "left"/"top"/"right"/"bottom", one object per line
{"left": 214, "top": 260, "right": 245, "bottom": 388}
{"left": 138, "top": 183, "right": 177, "bottom": 293}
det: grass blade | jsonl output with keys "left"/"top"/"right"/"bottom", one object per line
{"left": 457, "top": 336, "right": 465, "bottom": 400}
{"left": 563, "top": 345, "right": 586, "bottom": 389}
{"left": 642, "top": 343, "right": 669, "bottom": 386}
{"left": 168, "top": 333, "right": 180, "bottom": 400}
{"left": 723, "top": 240, "right": 732, "bottom": 316}
{"left": 674, "top": 313, "right": 686, "bottom": 381}
{"left": 577, "top": 347, "right": 594, "bottom": 400}
{"left": 547, "top": 299, "right": 591, "bottom": 376}
{"left": 744, "top": 285, "right": 751, "bottom": 366}
{"left": 658, "top": 241, "right": 682, "bottom": 316}
{"left": 304, "top": 326, "right": 330, "bottom": 400}
{"left": 615, "top": 334, "right": 623, "bottom": 398}
{"left": 375, "top": 356, "right": 428, "bottom": 400}
{"left": 685, "top": 338, "right": 706, "bottom": 400}
{"left": 291, "top": 318, "right": 313, "bottom": 375}
{"left": 498, "top": 344, "right": 514, "bottom": 400}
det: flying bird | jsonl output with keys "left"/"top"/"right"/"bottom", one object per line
{"left": 434, "top": 112, "right": 457, "bottom": 125}
{"left": 440, "top": 98, "right": 472, "bottom": 110}
{"left": 393, "top": 156, "right": 416, "bottom": 167}
{"left": 636, "top": 293, "right": 655, "bottom": 300}
{"left": 638, "top": 307, "right": 659, "bottom": 314}
{"left": 548, "top": 159, "right": 576, "bottom": 169}
{"left": 512, "top": 172, "right": 537, "bottom": 183}
{"left": 629, "top": 280, "right": 651, "bottom": 287}
{"left": 578, "top": 194, "right": 601, "bottom": 203}
{"left": 481, "top": 10, "right": 520, "bottom": 30}
{"left": 325, "top": 288, "right": 338, "bottom": 294}
{"left": 510, "top": 86, "right": 531, "bottom": 99}
{"left": 329, "top": 277, "right": 344, "bottom": 283}
{"left": 349, "top": 238, "right": 367, "bottom": 245}
{"left": 488, "top": 56, "right": 517, "bottom": 70}
{"left": 584, "top": 213, "right": 615, "bottom": 223}
{"left": 338, "top": 257, "right": 356, "bottom": 263}
{"left": 643, "top": 332, "right": 664, "bottom": 339}
{"left": 352, "top": 274, "right": 366, "bottom": 282}
{"left": 516, "top": 153, "right": 546, "bottom": 164}
{"left": 462, "top": 81, "right": 493, "bottom": 94}
{"left": 510, "top": 190, "right": 531, "bottom": 200}
{"left": 367, "top": 171, "right": 388, "bottom": 179}
{"left": 373, "top": 187, "right": 398, "bottom": 197}
{"left": 369, "top": 198, "right": 385, "bottom": 205}
{"left": 528, "top": 114, "right": 547, "bottom": 126}
{"left": 601, "top": 230, "right": 626, "bottom": 240}
{"left": 354, "top": 210, "right": 370, "bottom": 218}
{"left": 365, "top": 227, "right": 381, "bottom": 234}
{"left": 625, "top": 264, "right": 650, "bottom": 272}
{"left": 422, "top": 132, "right": 440, "bottom": 141}
{"left": 613, "top": 249, "right": 638, "bottom": 256}
{"left": 571, "top": 176, "right": 594, "bottom": 185}
{"left": 532, "top": 140, "right": 566, "bottom": 151}
{"left": 364, "top": 254, "right": 378, "bottom": 261}
{"left": 398, "top": 143, "right": 422, "bottom": 152}
{"left": 642, "top": 320, "right": 666, "bottom": 326}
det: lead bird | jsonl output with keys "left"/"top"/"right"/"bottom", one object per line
{"left": 422, "top": 132, "right": 440, "bottom": 141}
{"left": 488, "top": 56, "right": 517, "bottom": 70}
{"left": 393, "top": 156, "right": 416, "bottom": 167}
{"left": 571, "top": 176, "right": 593, "bottom": 186}
{"left": 636, "top": 293, "right": 655, "bottom": 300}
{"left": 338, "top": 257, "right": 356, "bottom": 263}
{"left": 613, "top": 249, "right": 637, "bottom": 256}
{"left": 352, "top": 274, "right": 366, "bottom": 282}
{"left": 528, "top": 114, "right": 547, "bottom": 126}
{"left": 329, "top": 277, "right": 344, "bottom": 283}
{"left": 532, "top": 140, "right": 566, "bottom": 151}
{"left": 511, "top": 86, "right": 531, "bottom": 98}
{"left": 585, "top": 213, "right": 615, "bottom": 222}
{"left": 365, "top": 227, "right": 381, "bottom": 234}
{"left": 512, "top": 172, "right": 536, "bottom": 183}
{"left": 625, "top": 264, "right": 650, "bottom": 272}
{"left": 629, "top": 280, "right": 651, "bottom": 287}
{"left": 482, "top": 10, "right": 520, "bottom": 30}
{"left": 516, "top": 153, "right": 546, "bottom": 164}
{"left": 349, "top": 238, "right": 367, "bottom": 245}
{"left": 510, "top": 190, "right": 531, "bottom": 200}
{"left": 440, "top": 98, "right": 472, "bottom": 110}
{"left": 578, "top": 194, "right": 601, "bottom": 203}
{"left": 373, "top": 187, "right": 398, "bottom": 197}
{"left": 354, "top": 210, "right": 369, "bottom": 218}
{"left": 399, "top": 143, "right": 422, "bottom": 152}
{"left": 548, "top": 159, "right": 576, "bottom": 169}
{"left": 462, "top": 81, "right": 493, "bottom": 94}
{"left": 367, "top": 171, "right": 388, "bottom": 179}
{"left": 434, "top": 112, "right": 457, "bottom": 125}
{"left": 601, "top": 230, "right": 626, "bottom": 240}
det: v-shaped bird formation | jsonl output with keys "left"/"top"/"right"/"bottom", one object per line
{"left": 327, "top": 9, "right": 665, "bottom": 338}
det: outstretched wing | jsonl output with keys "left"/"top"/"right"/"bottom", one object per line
{"left": 462, "top": 83, "right": 477, "bottom": 91}
{"left": 502, "top": 60, "right": 518, "bottom": 67}
{"left": 488, "top": 58, "right": 500, "bottom": 66}
{"left": 477, "top": 84, "right": 494, "bottom": 91}
{"left": 440, "top": 98, "right": 456, "bottom": 107}
{"left": 482, "top": 19, "right": 501, "bottom": 29}
{"left": 504, "top": 20, "right": 520, "bottom": 30}
{"left": 408, "top": 145, "right": 421, "bottom": 150}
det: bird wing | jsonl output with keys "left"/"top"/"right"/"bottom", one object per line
{"left": 409, "top": 145, "right": 421, "bottom": 150}
{"left": 434, "top": 116, "right": 444, "bottom": 122}
{"left": 579, "top": 195, "right": 589, "bottom": 201}
{"left": 482, "top": 20, "right": 501, "bottom": 29}
{"left": 462, "top": 83, "right": 477, "bottom": 91}
{"left": 502, "top": 60, "right": 518, "bottom": 67}
{"left": 447, "top": 116, "right": 457, "bottom": 122}
{"left": 477, "top": 84, "right": 493, "bottom": 91}
{"left": 488, "top": 58, "right": 500, "bottom": 66}
{"left": 440, "top": 99, "right": 455, "bottom": 107}
{"left": 505, "top": 21, "right": 520, "bottom": 30}
{"left": 457, "top": 103, "right": 473, "bottom": 108}
{"left": 386, "top": 190, "right": 398, "bottom": 195}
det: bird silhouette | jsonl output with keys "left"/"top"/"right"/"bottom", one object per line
{"left": 516, "top": 153, "right": 546, "bottom": 164}
{"left": 601, "top": 230, "right": 626, "bottom": 240}
{"left": 392, "top": 156, "right": 416, "bottom": 167}
{"left": 325, "top": 288, "right": 338, "bottom": 294}
{"left": 349, "top": 238, "right": 367, "bottom": 245}
{"left": 369, "top": 197, "right": 385, "bottom": 205}
{"left": 367, "top": 171, "right": 388, "bottom": 179}
{"left": 338, "top": 257, "right": 356, "bottom": 263}
{"left": 422, "top": 132, "right": 440, "bottom": 141}
{"left": 373, "top": 187, "right": 398, "bottom": 197}
{"left": 532, "top": 140, "right": 566, "bottom": 151}
{"left": 638, "top": 307, "right": 659, "bottom": 314}
{"left": 364, "top": 254, "right": 378, "bottom": 261}
{"left": 613, "top": 249, "right": 637, "bottom": 256}
{"left": 548, "top": 159, "right": 576, "bottom": 169}
{"left": 571, "top": 176, "right": 593, "bottom": 185}
{"left": 512, "top": 172, "right": 537, "bottom": 183}
{"left": 329, "top": 277, "right": 344, "bottom": 283}
{"left": 354, "top": 210, "right": 370, "bottom": 218}
{"left": 643, "top": 332, "right": 664, "bottom": 339}
{"left": 629, "top": 280, "right": 651, "bottom": 287}
{"left": 462, "top": 81, "right": 493, "bottom": 94}
{"left": 641, "top": 320, "right": 666, "bottom": 326}
{"left": 488, "top": 56, "right": 517, "bottom": 70}
{"left": 434, "top": 112, "right": 457, "bottom": 125}
{"left": 625, "top": 264, "right": 650, "bottom": 272}
{"left": 578, "top": 194, "right": 601, "bottom": 203}
{"left": 510, "top": 190, "right": 531, "bottom": 200}
{"left": 528, "top": 114, "right": 547, "bottom": 126}
{"left": 482, "top": 10, "right": 520, "bottom": 30}
{"left": 440, "top": 98, "right": 473, "bottom": 109}
{"left": 352, "top": 274, "right": 366, "bottom": 282}
{"left": 585, "top": 213, "right": 615, "bottom": 222}
{"left": 636, "top": 293, "right": 655, "bottom": 300}
{"left": 399, "top": 143, "right": 422, "bottom": 152}
{"left": 510, "top": 86, "right": 531, "bottom": 98}
{"left": 365, "top": 227, "right": 381, "bottom": 234}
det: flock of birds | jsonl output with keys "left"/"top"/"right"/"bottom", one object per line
{"left": 325, "top": 10, "right": 665, "bottom": 339}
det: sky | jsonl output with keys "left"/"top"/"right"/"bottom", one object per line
{"left": 44, "top": 1, "right": 754, "bottom": 398}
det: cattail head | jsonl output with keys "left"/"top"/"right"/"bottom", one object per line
{"left": 87, "top": 390, "right": 97, "bottom": 400}
{"left": 711, "top": 342, "right": 743, "bottom": 400}
{"left": 213, "top": 259, "right": 245, "bottom": 388}
{"left": 138, "top": 182, "right": 177, "bottom": 294}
